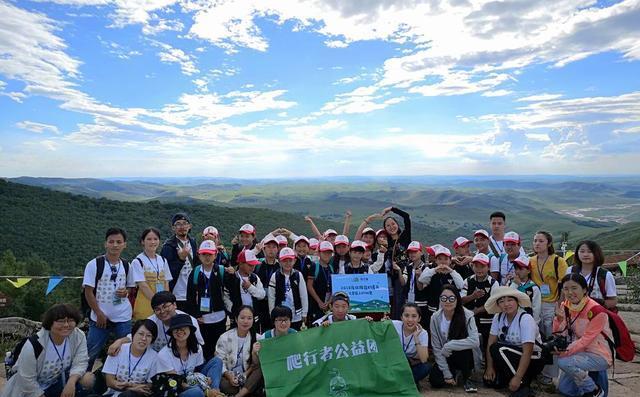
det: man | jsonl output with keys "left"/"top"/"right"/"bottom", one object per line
{"left": 107, "top": 291, "right": 205, "bottom": 355}
{"left": 488, "top": 211, "right": 526, "bottom": 257}
{"left": 491, "top": 231, "right": 522, "bottom": 286}
{"left": 312, "top": 292, "right": 357, "bottom": 327}
{"left": 83, "top": 227, "right": 143, "bottom": 370}
{"left": 161, "top": 212, "right": 198, "bottom": 311}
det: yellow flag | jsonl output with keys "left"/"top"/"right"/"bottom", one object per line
{"left": 564, "top": 250, "right": 574, "bottom": 260}
{"left": 6, "top": 278, "right": 32, "bottom": 288}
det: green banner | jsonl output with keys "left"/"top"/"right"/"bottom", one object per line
{"left": 259, "top": 320, "right": 420, "bottom": 397}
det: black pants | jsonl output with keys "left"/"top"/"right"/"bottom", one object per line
{"left": 429, "top": 349, "right": 475, "bottom": 388}
{"left": 118, "top": 391, "right": 145, "bottom": 397}
{"left": 476, "top": 320, "right": 491, "bottom": 355}
{"left": 486, "top": 343, "right": 545, "bottom": 388}
{"left": 200, "top": 320, "right": 227, "bottom": 361}
{"left": 291, "top": 320, "right": 303, "bottom": 331}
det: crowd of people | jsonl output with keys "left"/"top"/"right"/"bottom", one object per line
{"left": 2, "top": 209, "right": 620, "bottom": 397}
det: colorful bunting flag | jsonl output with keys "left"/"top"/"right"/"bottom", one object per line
{"left": 619, "top": 260, "right": 628, "bottom": 277}
{"left": 46, "top": 276, "right": 64, "bottom": 295}
{"left": 564, "top": 250, "right": 574, "bottom": 260}
{"left": 6, "top": 278, "right": 32, "bottom": 288}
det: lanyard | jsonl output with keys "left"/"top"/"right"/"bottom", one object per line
{"left": 536, "top": 256, "right": 549, "bottom": 282}
{"left": 179, "top": 354, "right": 190, "bottom": 375}
{"left": 236, "top": 338, "right": 246, "bottom": 372}
{"left": 161, "top": 323, "right": 169, "bottom": 344}
{"left": 128, "top": 348, "right": 147, "bottom": 381}
{"left": 401, "top": 330, "right": 414, "bottom": 354}
{"left": 201, "top": 269, "right": 211, "bottom": 297}
{"left": 322, "top": 264, "right": 332, "bottom": 288}
{"left": 49, "top": 336, "right": 67, "bottom": 384}
{"left": 143, "top": 253, "right": 160, "bottom": 279}
{"left": 106, "top": 258, "right": 121, "bottom": 286}
{"left": 237, "top": 272, "right": 251, "bottom": 293}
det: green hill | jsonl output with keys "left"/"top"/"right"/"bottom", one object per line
{"left": 589, "top": 222, "right": 640, "bottom": 250}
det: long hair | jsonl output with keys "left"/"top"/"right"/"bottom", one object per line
{"left": 235, "top": 305, "right": 257, "bottom": 366}
{"left": 535, "top": 231, "right": 555, "bottom": 255}
{"left": 573, "top": 240, "right": 604, "bottom": 271}
{"left": 441, "top": 284, "right": 469, "bottom": 340}
{"left": 169, "top": 326, "right": 199, "bottom": 357}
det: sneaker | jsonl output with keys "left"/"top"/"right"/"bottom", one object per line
{"left": 464, "top": 379, "right": 478, "bottom": 393}
{"left": 583, "top": 385, "right": 604, "bottom": 397}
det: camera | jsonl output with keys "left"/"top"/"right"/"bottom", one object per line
{"left": 541, "top": 335, "right": 569, "bottom": 353}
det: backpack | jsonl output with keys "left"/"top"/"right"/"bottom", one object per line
{"left": 5, "top": 335, "right": 43, "bottom": 378}
{"left": 586, "top": 304, "right": 636, "bottom": 362}
{"left": 80, "top": 256, "right": 130, "bottom": 319}
{"left": 191, "top": 265, "right": 225, "bottom": 286}
{"left": 314, "top": 260, "right": 333, "bottom": 279}
{"left": 571, "top": 266, "right": 608, "bottom": 303}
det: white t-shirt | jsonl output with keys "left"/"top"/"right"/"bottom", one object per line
{"left": 230, "top": 336, "right": 248, "bottom": 374}
{"left": 171, "top": 239, "right": 193, "bottom": 301}
{"left": 566, "top": 266, "right": 617, "bottom": 301}
{"left": 156, "top": 345, "right": 204, "bottom": 376}
{"left": 131, "top": 253, "right": 173, "bottom": 287}
{"left": 490, "top": 309, "right": 542, "bottom": 351}
{"left": 102, "top": 343, "right": 158, "bottom": 396}
{"left": 439, "top": 317, "right": 451, "bottom": 338}
{"left": 82, "top": 257, "right": 142, "bottom": 323}
{"left": 489, "top": 254, "right": 514, "bottom": 286}
{"left": 312, "top": 313, "right": 357, "bottom": 327}
{"left": 199, "top": 268, "right": 226, "bottom": 324}
{"left": 392, "top": 320, "right": 428, "bottom": 359}
{"left": 147, "top": 310, "right": 204, "bottom": 352}
{"left": 237, "top": 273, "right": 254, "bottom": 307}
{"left": 38, "top": 338, "right": 72, "bottom": 389}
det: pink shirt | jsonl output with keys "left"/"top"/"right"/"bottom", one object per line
{"left": 553, "top": 298, "right": 613, "bottom": 366}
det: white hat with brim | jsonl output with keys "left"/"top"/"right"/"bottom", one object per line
{"left": 484, "top": 286, "right": 531, "bottom": 315}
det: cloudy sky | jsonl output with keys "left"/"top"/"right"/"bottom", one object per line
{"left": 1, "top": 0, "right": 639, "bottom": 178}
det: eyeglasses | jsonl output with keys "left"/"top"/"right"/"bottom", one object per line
{"left": 153, "top": 303, "right": 175, "bottom": 313}
{"left": 174, "top": 222, "right": 190, "bottom": 227}
{"left": 439, "top": 295, "right": 457, "bottom": 303}
{"left": 274, "top": 318, "right": 291, "bottom": 323}
{"left": 54, "top": 318, "right": 77, "bottom": 325}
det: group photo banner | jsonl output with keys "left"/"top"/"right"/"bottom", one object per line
{"left": 331, "top": 273, "right": 389, "bottom": 313}
{"left": 259, "top": 320, "right": 420, "bottom": 397}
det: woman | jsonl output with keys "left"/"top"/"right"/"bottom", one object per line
{"left": 132, "top": 227, "right": 172, "bottom": 320}
{"left": 484, "top": 286, "right": 544, "bottom": 397}
{"left": 215, "top": 306, "right": 263, "bottom": 397}
{"left": 102, "top": 319, "right": 159, "bottom": 396}
{"left": 268, "top": 247, "right": 308, "bottom": 330}
{"left": 568, "top": 240, "right": 617, "bottom": 311}
{"left": 345, "top": 240, "right": 369, "bottom": 274}
{"left": 156, "top": 314, "right": 224, "bottom": 397}
{"left": 530, "top": 230, "right": 567, "bottom": 385}
{"left": 553, "top": 273, "right": 612, "bottom": 397}
{"left": 392, "top": 303, "right": 431, "bottom": 386}
{"left": 429, "top": 285, "right": 480, "bottom": 393}
{"left": 381, "top": 206, "right": 412, "bottom": 319}
{"left": 1, "top": 304, "right": 93, "bottom": 397}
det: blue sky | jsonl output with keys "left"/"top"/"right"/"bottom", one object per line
{"left": 1, "top": 0, "right": 639, "bottom": 178}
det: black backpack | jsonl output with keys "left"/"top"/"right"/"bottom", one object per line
{"left": 5, "top": 335, "right": 43, "bottom": 378}
{"left": 80, "top": 256, "right": 130, "bottom": 319}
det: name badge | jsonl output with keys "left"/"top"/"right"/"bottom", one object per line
{"left": 200, "top": 297, "right": 211, "bottom": 312}
{"left": 540, "top": 284, "right": 551, "bottom": 297}
{"left": 156, "top": 283, "right": 165, "bottom": 292}
{"left": 112, "top": 297, "right": 122, "bottom": 305}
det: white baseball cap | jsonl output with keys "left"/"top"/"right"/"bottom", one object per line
{"left": 407, "top": 241, "right": 422, "bottom": 252}
{"left": 309, "top": 238, "right": 320, "bottom": 250}
{"left": 261, "top": 233, "right": 278, "bottom": 246}
{"left": 198, "top": 240, "right": 218, "bottom": 255}
{"left": 319, "top": 241, "right": 334, "bottom": 252}
{"left": 279, "top": 247, "right": 296, "bottom": 261}
{"left": 334, "top": 235, "right": 349, "bottom": 246}
{"left": 275, "top": 235, "right": 288, "bottom": 246}
{"left": 433, "top": 245, "right": 451, "bottom": 258}
{"left": 238, "top": 224, "right": 256, "bottom": 234}
{"left": 474, "top": 229, "right": 490, "bottom": 239}
{"left": 294, "top": 235, "right": 310, "bottom": 247}
{"left": 471, "top": 252, "right": 490, "bottom": 266}
{"left": 237, "top": 249, "right": 260, "bottom": 265}
{"left": 504, "top": 231, "right": 520, "bottom": 244}
{"left": 350, "top": 240, "right": 367, "bottom": 250}
{"left": 323, "top": 229, "right": 338, "bottom": 238}
{"left": 202, "top": 226, "right": 219, "bottom": 237}
{"left": 453, "top": 237, "right": 471, "bottom": 249}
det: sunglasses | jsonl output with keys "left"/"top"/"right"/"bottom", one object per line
{"left": 439, "top": 295, "right": 457, "bottom": 303}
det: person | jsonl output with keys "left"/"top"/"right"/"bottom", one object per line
{"left": 484, "top": 287, "right": 545, "bottom": 397}
{"left": 293, "top": 235, "right": 314, "bottom": 273}
{"left": 509, "top": 256, "right": 542, "bottom": 324}
{"left": 224, "top": 249, "right": 266, "bottom": 326}
{"left": 83, "top": 227, "right": 142, "bottom": 370}
{"left": 381, "top": 206, "right": 412, "bottom": 319}
{"left": 345, "top": 240, "right": 369, "bottom": 274}
{"left": 231, "top": 224, "right": 259, "bottom": 267}
{"left": 553, "top": 273, "right": 612, "bottom": 397}
{"left": 473, "top": 229, "right": 492, "bottom": 256}
{"left": 308, "top": 238, "right": 320, "bottom": 263}
{"left": 312, "top": 291, "right": 357, "bottom": 326}
{"left": 568, "top": 240, "right": 617, "bottom": 311}
{"left": 268, "top": 247, "right": 308, "bottom": 330}
{"left": 488, "top": 211, "right": 507, "bottom": 256}
{"left": 102, "top": 319, "right": 158, "bottom": 397}
{"left": 215, "top": 306, "right": 263, "bottom": 397}
{"left": 461, "top": 253, "right": 498, "bottom": 352}
{"left": 1, "top": 304, "right": 93, "bottom": 397}
{"left": 306, "top": 241, "right": 335, "bottom": 324}
{"left": 530, "top": 230, "right": 567, "bottom": 385}
{"left": 491, "top": 231, "right": 521, "bottom": 286}
{"left": 429, "top": 285, "right": 480, "bottom": 393}
{"left": 201, "top": 226, "right": 230, "bottom": 268}
{"left": 161, "top": 213, "right": 199, "bottom": 312}
{"left": 186, "top": 240, "right": 229, "bottom": 360}
{"left": 452, "top": 237, "right": 474, "bottom": 280}
{"left": 392, "top": 303, "right": 431, "bottom": 387}
{"left": 260, "top": 306, "right": 298, "bottom": 339}
{"left": 275, "top": 235, "right": 288, "bottom": 248}
{"left": 254, "top": 234, "right": 280, "bottom": 331}
{"left": 132, "top": 227, "right": 172, "bottom": 320}
{"left": 333, "top": 235, "right": 350, "bottom": 274}
{"left": 156, "top": 314, "right": 224, "bottom": 397}
{"left": 401, "top": 241, "right": 424, "bottom": 304}
{"left": 418, "top": 245, "right": 464, "bottom": 328}
{"left": 108, "top": 291, "right": 204, "bottom": 358}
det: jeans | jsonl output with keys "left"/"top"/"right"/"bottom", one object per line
{"left": 86, "top": 319, "right": 132, "bottom": 370}
{"left": 178, "top": 357, "right": 224, "bottom": 397}
{"left": 43, "top": 371, "right": 90, "bottom": 397}
{"left": 540, "top": 302, "right": 558, "bottom": 379}
{"left": 411, "top": 362, "right": 432, "bottom": 384}
{"left": 558, "top": 353, "right": 609, "bottom": 396}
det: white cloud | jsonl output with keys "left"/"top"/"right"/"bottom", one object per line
{"left": 153, "top": 41, "right": 199, "bottom": 75}
{"left": 16, "top": 121, "right": 60, "bottom": 134}
{"left": 386, "top": 127, "right": 402, "bottom": 133}
{"left": 518, "top": 93, "right": 564, "bottom": 102}
{"left": 525, "top": 133, "right": 551, "bottom": 142}
{"left": 321, "top": 85, "right": 406, "bottom": 115}
{"left": 482, "top": 89, "right": 513, "bottom": 97}
{"left": 325, "top": 40, "right": 348, "bottom": 48}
